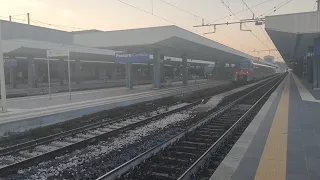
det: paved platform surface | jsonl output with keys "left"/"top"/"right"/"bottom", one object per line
{"left": 296, "top": 76, "right": 320, "bottom": 100}
{"left": 4, "top": 79, "right": 208, "bottom": 110}
{"left": 0, "top": 79, "right": 228, "bottom": 135}
{"left": 4, "top": 79, "right": 152, "bottom": 97}
{"left": 210, "top": 73, "right": 320, "bottom": 180}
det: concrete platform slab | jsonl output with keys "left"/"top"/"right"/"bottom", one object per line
{"left": 0, "top": 79, "right": 228, "bottom": 136}
{"left": 209, "top": 73, "right": 320, "bottom": 180}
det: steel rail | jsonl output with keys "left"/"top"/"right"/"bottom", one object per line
{"left": 96, "top": 74, "right": 284, "bottom": 180}
{"left": 177, "top": 74, "right": 285, "bottom": 180}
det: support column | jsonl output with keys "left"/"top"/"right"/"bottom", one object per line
{"left": 10, "top": 66, "right": 16, "bottom": 88}
{"left": 28, "top": 57, "right": 38, "bottom": 88}
{"left": 313, "top": 57, "right": 319, "bottom": 89}
{"left": 153, "top": 49, "right": 161, "bottom": 89}
{"left": 98, "top": 68, "right": 106, "bottom": 80}
{"left": 75, "top": 60, "right": 81, "bottom": 84}
{"left": 111, "top": 66, "right": 117, "bottom": 80}
{"left": 182, "top": 54, "right": 188, "bottom": 86}
{"left": 160, "top": 55, "right": 165, "bottom": 83}
{"left": 307, "top": 58, "right": 313, "bottom": 83}
{"left": 148, "top": 63, "right": 153, "bottom": 79}
{"left": 126, "top": 62, "right": 133, "bottom": 89}
{"left": 314, "top": 38, "right": 320, "bottom": 89}
{"left": 58, "top": 58, "right": 65, "bottom": 85}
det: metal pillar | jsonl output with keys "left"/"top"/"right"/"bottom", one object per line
{"left": 58, "top": 58, "right": 65, "bottom": 85}
{"left": 0, "top": 22, "right": 7, "bottom": 112}
{"left": 318, "top": 0, "right": 320, "bottom": 11}
{"left": 75, "top": 60, "right": 81, "bottom": 84}
{"left": 28, "top": 57, "right": 37, "bottom": 88}
{"left": 148, "top": 63, "right": 153, "bottom": 79}
{"left": 313, "top": 57, "right": 319, "bottom": 89}
{"left": 126, "top": 62, "right": 133, "bottom": 89}
{"left": 314, "top": 38, "right": 320, "bottom": 89}
{"left": 111, "top": 64, "right": 117, "bottom": 80}
{"left": 308, "top": 58, "right": 314, "bottom": 83}
{"left": 98, "top": 68, "right": 106, "bottom": 80}
{"left": 10, "top": 66, "right": 16, "bottom": 88}
{"left": 182, "top": 54, "right": 188, "bottom": 86}
{"left": 153, "top": 49, "right": 161, "bottom": 89}
{"left": 160, "top": 55, "right": 165, "bottom": 83}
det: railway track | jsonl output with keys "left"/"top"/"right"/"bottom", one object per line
{"left": 0, "top": 100, "right": 202, "bottom": 176}
{"left": 0, "top": 79, "right": 248, "bottom": 177}
{"left": 96, "top": 74, "right": 285, "bottom": 180}
{"left": 0, "top": 74, "right": 281, "bottom": 178}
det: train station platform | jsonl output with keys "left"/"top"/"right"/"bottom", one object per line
{"left": 0, "top": 79, "right": 228, "bottom": 136}
{"left": 210, "top": 73, "right": 320, "bottom": 180}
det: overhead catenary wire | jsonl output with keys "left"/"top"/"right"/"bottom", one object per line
{"left": 241, "top": 0, "right": 277, "bottom": 56}
{"left": 241, "top": 0, "right": 255, "bottom": 18}
{"left": 258, "top": 0, "right": 294, "bottom": 17}
{"left": 221, "top": 1, "right": 266, "bottom": 45}
{"left": 115, "top": 0, "right": 189, "bottom": 30}
{"left": 158, "top": 0, "right": 204, "bottom": 20}
{"left": 211, "top": 0, "right": 274, "bottom": 23}
{"left": 9, "top": 13, "right": 28, "bottom": 17}
{"left": 242, "top": 0, "right": 276, "bottom": 54}
{"left": 31, "top": 19, "right": 83, "bottom": 31}
{"left": 265, "top": 0, "right": 295, "bottom": 16}
{"left": 150, "top": 0, "right": 260, "bottom": 54}
{"left": 220, "top": 0, "right": 276, "bottom": 57}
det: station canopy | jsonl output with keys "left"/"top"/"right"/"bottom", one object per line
{"left": 73, "top": 25, "right": 252, "bottom": 63}
{"left": 265, "top": 11, "right": 320, "bottom": 63}
{"left": 2, "top": 39, "right": 117, "bottom": 61}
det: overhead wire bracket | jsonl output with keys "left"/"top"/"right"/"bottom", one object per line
{"left": 240, "top": 22, "right": 251, "bottom": 32}
{"left": 203, "top": 25, "right": 216, "bottom": 35}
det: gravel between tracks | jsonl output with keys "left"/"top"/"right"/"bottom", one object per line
{"left": 6, "top": 108, "right": 198, "bottom": 180}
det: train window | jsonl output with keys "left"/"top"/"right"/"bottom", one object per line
{"left": 240, "top": 62, "right": 250, "bottom": 70}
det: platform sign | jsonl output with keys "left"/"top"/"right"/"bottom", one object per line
{"left": 4, "top": 57, "right": 17, "bottom": 67}
{"left": 116, "top": 53, "right": 151, "bottom": 63}
{"left": 47, "top": 49, "right": 69, "bottom": 57}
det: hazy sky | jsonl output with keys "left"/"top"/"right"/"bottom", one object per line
{"left": 0, "top": 0, "right": 317, "bottom": 61}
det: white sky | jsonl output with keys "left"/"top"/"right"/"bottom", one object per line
{"left": 0, "top": 0, "right": 317, "bottom": 61}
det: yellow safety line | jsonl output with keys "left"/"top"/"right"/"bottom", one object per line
{"left": 254, "top": 75, "right": 290, "bottom": 180}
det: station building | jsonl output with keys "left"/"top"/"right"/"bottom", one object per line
{"left": 0, "top": 20, "right": 240, "bottom": 91}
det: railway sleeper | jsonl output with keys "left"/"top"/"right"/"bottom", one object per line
{"left": 148, "top": 172, "right": 176, "bottom": 180}
{"left": 153, "top": 157, "right": 190, "bottom": 166}
{"left": 150, "top": 164, "right": 183, "bottom": 174}
{"left": 181, "top": 141, "right": 210, "bottom": 146}
{"left": 185, "top": 138, "right": 214, "bottom": 144}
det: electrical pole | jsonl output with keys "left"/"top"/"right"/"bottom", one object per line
{"left": 0, "top": 21, "right": 7, "bottom": 112}
{"left": 9, "top": 16, "right": 11, "bottom": 22}
{"left": 27, "top": 13, "right": 30, "bottom": 25}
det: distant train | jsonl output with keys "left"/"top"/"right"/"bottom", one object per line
{"left": 204, "top": 64, "right": 215, "bottom": 79}
{"left": 233, "top": 59, "right": 278, "bottom": 82}
{"left": 203, "top": 59, "right": 278, "bottom": 82}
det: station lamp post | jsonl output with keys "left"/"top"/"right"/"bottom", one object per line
{"left": 0, "top": 21, "right": 7, "bottom": 112}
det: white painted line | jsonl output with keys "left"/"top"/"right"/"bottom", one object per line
{"left": 7, "top": 79, "right": 208, "bottom": 102}
{"left": 291, "top": 73, "right": 320, "bottom": 103}
{"left": 0, "top": 82, "right": 220, "bottom": 124}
